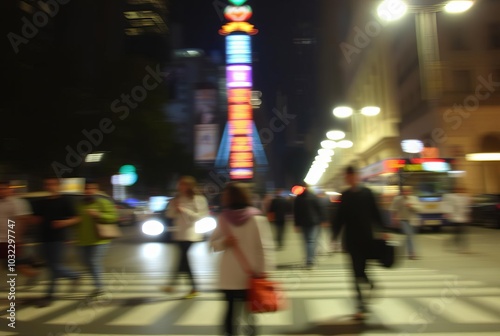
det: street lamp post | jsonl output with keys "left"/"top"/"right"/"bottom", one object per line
{"left": 332, "top": 105, "right": 380, "bottom": 163}
{"left": 377, "top": 0, "right": 475, "bottom": 100}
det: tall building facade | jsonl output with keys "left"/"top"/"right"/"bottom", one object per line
{"left": 321, "top": 0, "right": 500, "bottom": 194}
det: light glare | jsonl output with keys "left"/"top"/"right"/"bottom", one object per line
{"left": 326, "top": 130, "right": 346, "bottom": 141}
{"left": 333, "top": 106, "right": 353, "bottom": 118}
{"left": 195, "top": 217, "right": 217, "bottom": 234}
{"left": 315, "top": 155, "right": 332, "bottom": 163}
{"left": 361, "top": 106, "right": 381, "bottom": 116}
{"left": 318, "top": 149, "right": 334, "bottom": 157}
{"left": 466, "top": 152, "right": 500, "bottom": 161}
{"left": 377, "top": 0, "right": 408, "bottom": 22}
{"left": 321, "top": 140, "right": 337, "bottom": 149}
{"left": 337, "top": 140, "right": 354, "bottom": 149}
{"left": 142, "top": 220, "right": 165, "bottom": 236}
{"left": 444, "top": 1, "right": 474, "bottom": 13}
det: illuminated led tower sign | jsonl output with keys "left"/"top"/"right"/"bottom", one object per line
{"left": 220, "top": 0, "right": 258, "bottom": 180}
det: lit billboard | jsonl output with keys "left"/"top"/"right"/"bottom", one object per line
{"left": 195, "top": 124, "right": 219, "bottom": 162}
{"left": 221, "top": 0, "right": 257, "bottom": 180}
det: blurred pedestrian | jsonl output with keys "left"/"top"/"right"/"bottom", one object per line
{"left": 293, "top": 184, "right": 324, "bottom": 270}
{"left": 390, "top": 186, "right": 420, "bottom": 259}
{"left": 162, "top": 176, "right": 209, "bottom": 299}
{"left": 332, "top": 166, "right": 386, "bottom": 320}
{"left": 0, "top": 181, "right": 39, "bottom": 278}
{"left": 210, "top": 182, "right": 275, "bottom": 336}
{"left": 268, "top": 189, "right": 288, "bottom": 250}
{"left": 76, "top": 180, "right": 118, "bottom": 296}
{"left": 34, "top": 177, "right": 80, "bottom": 307}
{"left": 443, "top": 185, "right": 472, "bottom": 253}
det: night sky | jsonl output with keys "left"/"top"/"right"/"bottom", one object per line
{"left": 0, "top": 0, "right": 351, "bottom": 187}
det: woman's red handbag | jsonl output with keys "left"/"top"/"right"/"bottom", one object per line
{"left": 222, "top": 218, "right": 286, "bottom": 313}
{"left": 247, "top": 276, "right": 285, "bottom": 313}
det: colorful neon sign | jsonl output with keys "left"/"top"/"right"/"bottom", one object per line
{"left": 219, "top": 22, "right": 258, "bottom": 35}
{"left": 222, "top": 0, "right": 257, "bottom": 180}
{"left": 226, "top": 35, "right": 251, "bottom": 64}
{"left": 229, "top": 0, "right": 247, "bottom": 5}
{"left": 227, "top": 65, "right": 252, "bottom": 88}
{"left": 224, "top": 5, "right": 253, "bottom": 22}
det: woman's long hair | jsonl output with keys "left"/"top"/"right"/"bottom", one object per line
{"left": 178, "top": 176, "right": 199, "bottom": 199}
{"left": 222, "top": 182, "right": 253, "bottom": 210}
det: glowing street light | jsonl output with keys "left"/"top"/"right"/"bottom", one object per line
{"left": 312, "top": 162, "right": 329, "bottom": 170}
{"left": 315, "top": 155, "right": 332, "bottom": 163}
{"left": 444, "top": 1, "right": 474, "bottom": 13}
{"left": 318, "top": 149, "right": 334, "bottom": 157}
{"left": 326, "top": 130, "right": 346, "bottom": 141}
{"left": 333, "top": 106, "right": 353, "bottom": 118}
{"left": 377, "top": 0, "right": 408, "bottom": 22}
{"left": 321, "top": 140, "right": 337, "bottom": 149}
{"left": 361, "top": 106, "right": 381, "bottom": 117}
{"left": 337, "top": 140, "right": 354, "bottom": 149}
{"left": 466, "top": 153, "right": 500, "bottom": 161}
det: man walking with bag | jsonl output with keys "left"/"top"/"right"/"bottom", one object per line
{"left": 332, "top": 166, "right": 386, "bottom": 320}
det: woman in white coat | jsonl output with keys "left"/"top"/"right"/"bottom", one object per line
{"left": 163, "top": 176, "right": 209, "bottom": 299}
{"left": 210, "top": 183, "right": 275, "bottom": 336}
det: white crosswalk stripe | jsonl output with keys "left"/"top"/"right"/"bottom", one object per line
{"left": 4, "top": 267, "right": 500, "bottom": 335}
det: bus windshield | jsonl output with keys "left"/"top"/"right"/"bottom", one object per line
{"left": 402, "top": 172, "right": 453, "bottom": 199}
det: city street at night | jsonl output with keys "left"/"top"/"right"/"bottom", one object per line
{"left": 2, "top": 0, "right": 500, "bottom": 335}
{"left": 2, "top": 224, "right": 500, "bottom": 336}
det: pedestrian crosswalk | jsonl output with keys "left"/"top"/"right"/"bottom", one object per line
{"left": 2, "top": 266, "right": 500, "bottom": 335}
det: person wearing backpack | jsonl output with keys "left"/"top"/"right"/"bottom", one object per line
{"left": 210, "top": 183, "right": 275, "bottom": 336}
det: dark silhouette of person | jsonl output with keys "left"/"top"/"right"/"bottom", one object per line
{"left": 332, "top": 166, "right": 385, "bottom": 319}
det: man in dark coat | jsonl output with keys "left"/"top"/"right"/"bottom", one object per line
{"left": 294, "top": 184, "right": 324, "bottom": 269}
{"left": 332, "top": 166, "right": 386, "bottom": 319}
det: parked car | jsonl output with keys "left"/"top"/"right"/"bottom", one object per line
{"left": 471, "top": 194, "right": 500, "bottom": 229}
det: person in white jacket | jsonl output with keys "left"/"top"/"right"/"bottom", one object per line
{"left": 390, "top": 186, "right": 420, "bottom": 259}
{"left": 442, "top": 185, "right": 471, "bottom": 253}
{"left": 162, "top": 176, "right": 209, "bottom": 299}
{"left": 210, "top": 183, "right": 275, "bottom": 336}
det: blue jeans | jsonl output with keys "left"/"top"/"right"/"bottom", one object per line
{"left": 301, "top": 225, "right": 319, "bottom": 266}
{"left": 401, "top": 220, "right": 416, "bottom": 256}
{"left": 80, "top": 244, "right": 109, "bottom": 291}
{"left": 42, "top": 241, "right": 79, "bottom": 297}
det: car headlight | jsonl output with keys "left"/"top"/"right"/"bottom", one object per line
{"left": 195, "top": 217, "right": 217, "bottom": 234}
{"left": 142, "top": 220, "right": 165, "bottom": 236}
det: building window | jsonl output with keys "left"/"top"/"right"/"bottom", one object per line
{"left": 488, "top": 23, "right": 500, "bottom": 49}
{"left": 452, "top": 70, "right": 472, "bottom": 92}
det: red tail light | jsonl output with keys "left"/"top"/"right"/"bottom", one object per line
{"left": 496, "top": 204, "right": 500, "bottom": 210}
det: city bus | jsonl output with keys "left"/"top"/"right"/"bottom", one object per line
{"left": 360, "top": 158, "right": 459, "bottom": 231}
